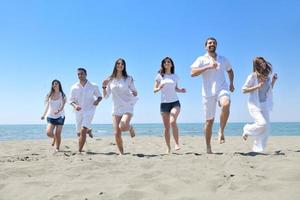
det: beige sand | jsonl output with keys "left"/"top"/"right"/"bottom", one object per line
{"left": 0, "top": 136, "right": 300, "bottom": 200}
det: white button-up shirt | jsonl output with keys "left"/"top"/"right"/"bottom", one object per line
{"left": 242, "top": 73, "right": 273, "bottom": 112}
{"left": 70, "top": 81, "right": 102, "bottom": 112}
{"left": 191, "top": 53, "right": 232, "bottom": 97}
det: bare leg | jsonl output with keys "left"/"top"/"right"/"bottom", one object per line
{"left": 204, "top": 119, "right": 214, "bottom": 154}
{"left": 119, "top": 113, "right": 133, "bottom": 131}
{"left": 78, "top": 127, "right": 88, "bottom": 153}
{"left": 219, "top": 96, "right": 230, "bottom": 144}
{"left": 46, "top": 124, "right": 56, "bottom": 146}
{"left": 170, "top": 107, "right": 181, "bottom": 150}
{"left": 119, "top": 113, "right": 135, "bottom": 137}
{"left": 113, "top": 115, "right": 124, "bottom": 155}
{"left": 161, "top": 112, "right": 171, "bottom": 154}
{"left": 54, "top": 125, "right": 63, "bottom": 151}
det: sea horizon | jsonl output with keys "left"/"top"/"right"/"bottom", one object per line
{"left": 0, "top": 122, "right": 299, "bottom": 141}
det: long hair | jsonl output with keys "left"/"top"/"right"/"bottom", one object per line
{"left": 253, "top": 57, "right": 272, "bottom": 77}
{"left": 159, "top": 57, "right": 175, "bottom": 77}
{"left": 109, "top": 58, "right": 128, "bottom": 80}
{"left": 45, "top": 79, "right": 66, "bottom": 103}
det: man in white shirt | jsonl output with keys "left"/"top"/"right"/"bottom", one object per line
{"left": 190, "top": 37, "right": 235, "bottom": 153}
{"left": 70, "top": 68, "right": 102, "bottom": 153}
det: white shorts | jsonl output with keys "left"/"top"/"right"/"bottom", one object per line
{"left": 202, "top": 89, "right": 230, "bottom": 120}
{"left": 112, "top": 105, "right": 134, "bottom": 116}
{"left": 75, "top": 110, "right": 95, "bottom": 132}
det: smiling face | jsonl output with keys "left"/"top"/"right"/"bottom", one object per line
{"left": 205, "top": 39, "right": 217, "bottom": 53}
{"left": 160, "top": 57, "right": 175, "bottom": 75}
{"left": 52, "top": 81, "right": 60, "bottom": 91}
{"left": 116, "top": 59, "right": 124, "bottom": 72}
{"left": 77, "top": 69, "right": 87, "bottom": 82}
{"left": 257, "top": 58, "right": 267, "bottom": 70}
{"left": 253, "top": 57, "right": 272, "bottom": 77}
{"left": 163, "top": 58, "right": 173, "bottom": 72}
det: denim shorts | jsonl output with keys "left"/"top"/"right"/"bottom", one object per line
{"left": 47, "top": 116, "right": 65, "bottom": 125}
{"left": 160, "top": 100, "right": 181, "bottom": 113}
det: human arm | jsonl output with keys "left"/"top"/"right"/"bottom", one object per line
{"left": 243, "top": 82, "right": 264, "bottom": 93}
{"left": 175, "top": 75, "right": 186, "bottom": 93}
{"left": 54, "top": 96, "right": 67, "bottom": 115}
{"left": 175, "top": 85, "right": 186, "bottom": 93}
{"left": 271, "top": 73, "right": 278, "bottom": 88}
{"left": 93, "top": 85, "right": 102, "bottom": 106}
{"left": 128, "top": 77, "right": 138, "bottom": 96}
{"left": 153, "top": 80, "right": 163, "bottom": 93}
{"left": 242, "top": 74, "right": 265, "bottom": 94}
{"left": 69, "top": 89, "right": 81, "bottom": 111}
{"left": 153, "top": 74, "right": 164, "bottom": 93}
{"left": 190, "top": 63, "right": 218, "bottom": 77}
{"left": 102, "top": 79, "right": 111, "bottom": 99}
{"left": 93, "top": 96, "right": 102, "bottom": 106}
{"left": 70, "top": 101, "right": 81, "bottom": 111}
{"left": 227, "top": 69, "right": 235, "bottom": 92}
{"left": 41, "top": 100, "right": 49, "bottom": 120}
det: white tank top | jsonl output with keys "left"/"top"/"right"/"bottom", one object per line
{"left": 47, "top": 93, "right": 65, "bottom": 119}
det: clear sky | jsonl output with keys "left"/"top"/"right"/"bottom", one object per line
{"left": 0, "top": 0, "right": 299, "bottom": 124}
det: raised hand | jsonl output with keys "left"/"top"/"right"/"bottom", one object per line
{"left": 229, "top": 83, "right": 235, "bottom": 92}
{"left": 102, "top": 79, "right": 109, "bottom": 88}
{"left": 272, "top": 73, "right": 278, "bottom": 81}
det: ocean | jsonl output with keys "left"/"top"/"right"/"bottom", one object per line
{"left": 0, "top": 123, "right": 299, "bottom": 141}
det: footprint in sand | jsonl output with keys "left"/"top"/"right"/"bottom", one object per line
{"left": 274, "top": 150, "right": 285, "bottom": 155}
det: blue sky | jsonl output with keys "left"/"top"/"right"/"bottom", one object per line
{"left": 0, "top": 0, "right": 299, "bottom": 124}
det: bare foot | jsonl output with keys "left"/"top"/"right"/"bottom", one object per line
{"left": 87, "top": 129, "right": 93, "bottom": 138}
{"left": 218, "top": 131, "right": 225, "bottom": 144}
{"left": 118, "top": 150, "right": 124, "bottom": 155}
{"left": 129, "top": 126, "right": 135, "bottom": 138}
{"left": 175, "top": 144, "right": 181, "bottom": 151}
{"left": 166, "top": 147, "right": 171, "bottom": 155}
{"left": 206, "top": 146, "right": 213, "bottom": 154}
{"left": 243, "top": 133, "right": 248, "bottom": 141}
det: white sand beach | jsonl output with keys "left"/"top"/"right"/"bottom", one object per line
{"left": 0, "top": 136, "right": 300, "bottom": 200}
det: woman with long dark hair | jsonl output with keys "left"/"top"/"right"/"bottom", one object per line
{"left": 154, "top": 57, "right": 186, "bottom": 154}
{"left": 41, "top": 79, "right": 66, "bottom": 151}
{"left": 102, "top": 58, "right": 138, "bottom": 155}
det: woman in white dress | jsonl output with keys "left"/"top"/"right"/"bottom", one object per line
{"left": 102, "top": 58, "right": 138, "bottom": 155}
{"left": 154, "top": 57, "right": 186, "bottom": 154}
{"left": 242, "top": 57, "right": 278, "bottom": 152}
{"left": 41, "top": 80, "right": 66, "bottom": 151}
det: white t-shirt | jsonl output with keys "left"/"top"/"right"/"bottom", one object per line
{"left": 70, "top": 81, "right": 102, "bottom": 112}
{"left": 155, "top": 73, "right": 179, "bottom": 103}
{"left": 191, "top": 53, "right": 232, "bottom": 97}
{"left": 105, "top": 76, "right": 138, "bottom": 110}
